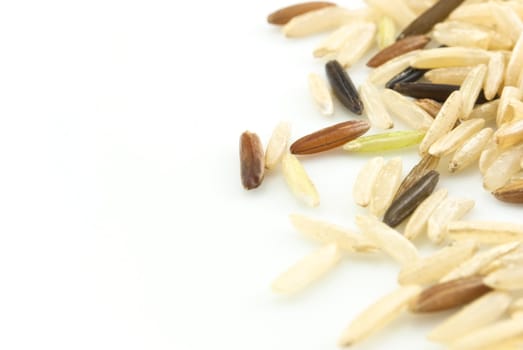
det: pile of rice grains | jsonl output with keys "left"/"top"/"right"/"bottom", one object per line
{"left": 239, "top": 1, "right": 523, "bottom": 348}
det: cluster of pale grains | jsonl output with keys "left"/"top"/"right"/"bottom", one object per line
{"left": 236, "top": 0, "right": 523, "bottom": 348}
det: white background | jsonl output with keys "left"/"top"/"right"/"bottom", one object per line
{"left": 0, "top": 0, "right": 520, "bottom": 349}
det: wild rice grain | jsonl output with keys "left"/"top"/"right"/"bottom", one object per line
{"left": 383, "top": 170, "right": 439, "bottom": 228}
{"left": 367, "top": 35, "right": 430, "bottom": 68}
{"left": 394, "top": 154, "right": 439, "bottom": 201}
{"left": 393, "top": 82, "right": 488, "bottom": 104}
{"left": 385, "top": 66, "right": 427, "bottom": 89}
{"left": 290, "top": 120, "right": 370, "bottom": 155}
{"left": 369, "top": 50, "right": 420, "bottom": 85}
{"left": 240, "top": 131, "right": 265, "bottom": 190}
{"left": 267, "top": 2, "right": 337, "bottom": 25}
{"left": 415, "top": 98, "right": 442, "bottom": 118}
{"left": 493, "top": 180, "right": 523, "bottom": 204}
{"left": 343, "top": 130, "right": 425, "bottom": 153}
{"left": 409, "top": 275, "right": 491, "bottom": 313}
{"left": 397, "top": 0, "right": 465, "bottom": 40}
{"left": 326, "top": 60, "right": 364, "bottom": 114}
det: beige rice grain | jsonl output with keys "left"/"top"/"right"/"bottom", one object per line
{"left": 337, "top": 22, "right": 377, "bottom": 68}
{"left": 448, "top": 221, "right": 523, "bottom": 244}
{"left": 369, "top": 157, "right": 402, "bottom": 216}
{"left": 282, "top": 153, "right": 320, "bottom": 207}
{"left": 460, "top": 64, "right": 488, "bottom": 120}
{"left": 308, "top": 73, "right": 334, "bottom": 116}
{"left": 505, "top": 33, "right": 523, "bottom": 87}
{"left": 484, "top": 266, "right": 523, "bottom": 291}
{"left": 429, "top": 118, "right": 485, "bottom": 157}
{"left": 497, "top": 86, "right": 523, "bottom": 126}
{"left": 411, "top": 47, "right": 491, "bottom": 69}
{"left": 419, "top": 91, "right": 462, "bottom": 155}
{"left": 289, "top": 214, "right": 377, "bottom": 252}
{"left": 441, "top": 242, "right": 521, "bottom": 283}
{"left": 424, "top": 67, "right": 472, "bottom": 86}
{"left": 398, "top": 240, "right": 477, "bottom": 286}
{"left": 338, "top": 285, "right": 421, "bottom": 347}
{"left": 428, "top": 291, "right": 512, "bottom": 343}
{"left": 353, "top": 157, "right": 385, "bottom": 208}
{"left": 427, "top": 197, "right": 474, "bottom": 244}
{"left": 484, "top": 52, "right": 505, "bottom": 101}
{"left": 404, "top": 188, "right": 448, "bottom": 240}
{"left": 360, "top": 81, "right": 394, "bottom": 129}
{"left": 449, "top": 127, "right": 494, "bottom": 173}
{"left": 449, "top": 318, "right": 523, "bottom": 349}
{"left": 272, "top": 243, "right": 343, "bottom": 294}
{"left": 483, "top": 144, "right": 523, "bottom": 191}
{"left": 356, "top": 214, "right": 419, "bottom": 266}
{"left": 382, "top": 89, "right": 433, "bottom": 130}
{"left": 265, "top": 121, "right": 292, "bottom": 170}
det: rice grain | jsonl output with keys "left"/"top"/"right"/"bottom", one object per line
{"left": 338, "top": 285, "right": 421, "bottom": 347}
{"left": 272, "top": 243, "right": 343, "bottom": 294}
{"left": 353, "top": 157, "right": 385, "bottom": 207}
{"left": 282, "top": 153, "right": 320, "bottom": 207}
{"left": 404, "top": 188, "right": 447, "bottom": 240}
{"left": 359, "top": 81, "right": 394, "bottom": 129}
{"left": 427, "top": 197, "right": 474, "bottom": 244}
{"left": 265, "top": 122, "right": 292, "bottom": 170}
{"left": 356, "top": 214, "right": 419, "bottom": 266}
{"left": 369, "top": 157, "right": 403, "bottom": 216}
{"left": 308, "top": 73, "right": 334, "bottom": 116}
